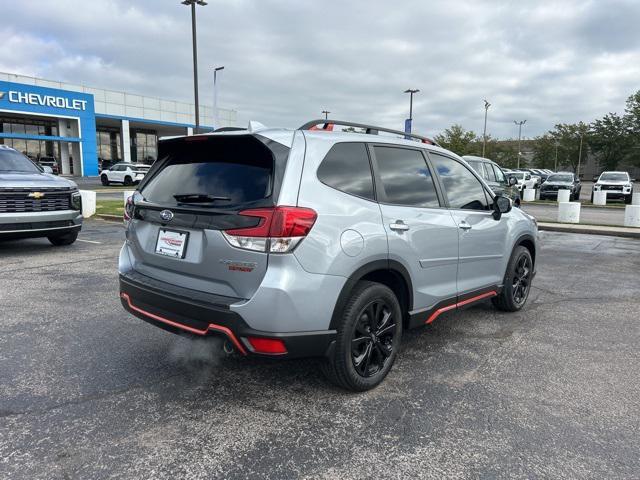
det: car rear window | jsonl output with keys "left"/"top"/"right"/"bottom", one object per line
{"left": 141, "top": 135, "right": 282, "bottom": 209}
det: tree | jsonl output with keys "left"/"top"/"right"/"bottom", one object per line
{"left": 623, "top": 90, "right": 640, "bottom": 166}
{"left": 434, "top": 124, "right": 477, "bottom": 156}
{"left": 588, "top": 113, "right": 631, "bottom": 171}
{"left": 531, "top": 134, "right": 559, "bottom": 170}
{"left": 546, "top": 122, "right": 589, "bottom": 173}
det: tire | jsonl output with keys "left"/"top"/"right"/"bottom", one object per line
{"left": 492, "top": 245, "right": 533, "bottom": 312}
{"left": 590, "top": 192, "right": 594, "bottom": 203}
{"left": 48, "top": 230, "right": 79, "bottom": 246}
{"left": 322, "top": 281, "right": 403, "bottom": 391}
{"left": 124, "top": 176, "right": 133, "bottom": 186}
{"left": 625, "top": 192, "right": 633, "bottom": 204}
{"left": 101, "top": 175, "right": 109, "bottom": 186}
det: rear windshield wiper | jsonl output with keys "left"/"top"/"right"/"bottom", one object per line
{"left": 173, "top": 193, "right": 232, "bottom": 203}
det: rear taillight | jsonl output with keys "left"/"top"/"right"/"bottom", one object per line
{"left": 222, "top": 206, "right": 317, "bottom": 253}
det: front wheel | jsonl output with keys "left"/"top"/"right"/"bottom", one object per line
{"left": 322, "top": 281, "right": 402, "bottom": 391}
{"left": 492, "top": 246, "right": 533, "bottom": 312}
{"left": 48, "top": 230, "right": 79, "bottom": 246}
{"left": 625, "top": 192, "right": 633, "bottom": 204}
{"left": 124, "top": 176, "right": 133, "bottom": 186}
{"left": 101, "top": 175, "right": 109, "bottom": 186}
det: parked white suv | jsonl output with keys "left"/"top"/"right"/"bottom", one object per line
{"left": 509, "top": 171, "right": 538, "bottom": 191}
{"left": 100, "top": 163, "right": 151, "bottom": 186}
{"left": 592, "top": 171, "right": 634, "bottom": 204}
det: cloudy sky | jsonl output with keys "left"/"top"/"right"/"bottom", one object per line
{"left": 1, "top": 0, "right": 639, "bottom": 138}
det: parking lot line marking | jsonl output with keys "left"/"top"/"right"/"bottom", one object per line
{"left": 77, "top": 239, "right": 102, "bottom": 244}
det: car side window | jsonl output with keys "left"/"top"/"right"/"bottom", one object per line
{"left": 492, "top": 165, "right": 506, "bottom": 184}
{"left": 374, "top": 146, "right": 440, "bottom": 208}
{"left": 317, "top": 142, "right": 374, "bottom": 200}
{"left": 430, "top": 153, "right": 490, "bottom": 211}
{"left": 482, "top": 163, "right": 497, "bottom": 182}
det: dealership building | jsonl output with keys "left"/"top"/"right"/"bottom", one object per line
{"left": 0, "top": 72, "right": 237, "bottom": 176}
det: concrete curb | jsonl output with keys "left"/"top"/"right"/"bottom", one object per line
{"left": 95, "top": 214, "right": 123, "bottom": 223}
{"left": 538, "top": 222, "right": 640, "bottom": 239}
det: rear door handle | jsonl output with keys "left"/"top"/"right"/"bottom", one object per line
{"left": 389, "top": 221, "right": 410, "bottom": 232}
{"left": 458, "top": 222, "right": 472, "bottom": 231}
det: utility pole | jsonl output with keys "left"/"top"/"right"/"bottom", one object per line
{"left": 514, "top": 120, "right": 527, "bottom": 168}
{"left": 482, "top": 99, "right": 491, "bottom": 157}
{"left": 182, "top": 0, "right": 208, "bottom": 133}
{"left": 322, "top": 110, "right": 330, "bottom": 120}
{"left": 577, "top": 133, "right": 583, "bottom": 177}
{"left": 404, "top": 89, "right": 419, "bottom": 133}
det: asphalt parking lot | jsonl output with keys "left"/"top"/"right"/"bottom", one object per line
{"left": 1, "top": 220, "right": 639, "bottom": 479}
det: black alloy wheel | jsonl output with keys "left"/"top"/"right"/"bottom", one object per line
{"left": 492, "top": 245, "right": 533, "bottom": 312}
{"left": 321, "top": 281, "right": 402, "bottom": 391}
{"left": 511, "top": 253, "right": 532, "bottom": 307}
{"left": 351, "top": 299, "right": 396, "bottom": 378}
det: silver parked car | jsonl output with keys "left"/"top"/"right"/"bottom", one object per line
{"left": 119, "top": 120, "right": 538, "bottom": 391}
{"left": 0, "top": 145, "right": 82, "bottom": 245}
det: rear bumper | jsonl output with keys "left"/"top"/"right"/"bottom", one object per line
{"left": 119, "top": 270, "right": 336, "bottom": 359}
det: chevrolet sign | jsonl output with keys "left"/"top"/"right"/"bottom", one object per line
{"left": 7, "top": 91, "right": 87, "bottom": 111}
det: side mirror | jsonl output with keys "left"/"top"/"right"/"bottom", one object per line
{"left": 508, "top": 175, "right": 518, "bottom": 186}
{"left": 42, "top": 166, "right": 53, "bottom": 174}
{"left": 492, "top": 195, "right": 512, "bottom": 220}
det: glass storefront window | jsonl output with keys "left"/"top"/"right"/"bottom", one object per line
{"left": 134, "top": 130, "right": 158, "bottom": 164}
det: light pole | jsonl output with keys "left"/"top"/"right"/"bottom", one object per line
{"left": 554, "top": 140, "right": 559, "bottom": 171}
{"left": 514, "top": 120, "right": 526, "bottom": 168}
{"left": 182, "top": 0, "right": 207, "bottom": 133}
{"left": 482, "top": 99, "right": 491, "bottom": 157}
{"left": 322, "top": 110, "right": 330, "bottom": 120}
{"left": 404, "top": 89, "right": 419, "bottom": 133}
{"left": 577, "top": 133, "right": 584, "bottom": 178}
{"left": 213, "top": 66, "right": 224, "bottom": 129}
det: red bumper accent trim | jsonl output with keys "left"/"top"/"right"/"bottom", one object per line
{"left": 120, "top": 292, "right": 247, "bottom": 355}
{"left": 425, "top": 291, "right": 497, "bottom": 324}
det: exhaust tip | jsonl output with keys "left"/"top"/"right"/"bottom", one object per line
{"left": 222, "top": 340, "right": 235, "bottom": 355}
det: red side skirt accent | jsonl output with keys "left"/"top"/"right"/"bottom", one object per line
{"left": 121, "top": 293, "right": 247, "bottom": 355}
{"left": 425, "top": 291, "right": 497, "bottom": 324}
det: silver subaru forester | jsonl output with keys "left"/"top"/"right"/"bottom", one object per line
{"left": 119, "top": 120, "right": 538, "bottom": 391}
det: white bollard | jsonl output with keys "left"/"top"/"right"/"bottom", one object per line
{"left": 592, "top": 190, "right": 607, "bottom": 206}
{"left": 633, "top": 193, "right": 640, "bottom": 206}
{"left": 123, "top": 190, "right": 135, "bottom": 207}
{"left": 79, "top": 190, "right": 96, "bottom": 218}
{"left": 522, "top": 188, "right": 536, "bottom": 202}
{"left": 558, "top": 202, "right": 580, "bottom": 223}
{"left": 624, "top": 205, "right": 640, "bottom": 227}
{"left": 557, "top": 189, "right": 571, "bottom": 203}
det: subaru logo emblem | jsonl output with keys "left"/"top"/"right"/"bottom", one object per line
{"left": 159, "top": 210, "right": 174, "bottom": 222}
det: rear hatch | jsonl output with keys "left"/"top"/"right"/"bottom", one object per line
{"left": 127, "top": 134, "right": 289, "bottom": 300}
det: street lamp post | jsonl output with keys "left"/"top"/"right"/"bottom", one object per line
{"left": 514, "top": 120, "right": 527, "bottom": 168}
{"left": 322, "top": 110, "right": 330, "bottom": 120}
{"left": 404, "top": 89, "right": 419, "bottom": 133}
{"left": 482, "top": 99, "right": 491, "bottom": 157}
{"left": 554, "top": 141, "right": 559, "bottom": 171}
{"left": 577, "top": 133, "right": 583, "bottom": 178}
{"left": 182, "top": 0, "right": 207, "bottom": 133}
{"left": 213, "top": 66, "right": 224, "bottom": 130}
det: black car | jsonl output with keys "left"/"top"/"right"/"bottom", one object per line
{"left": 539, "top": 172, "right": 582, "bottom": 201}
{"left": 463, "top": 155, "right": 521, "bottom": 206}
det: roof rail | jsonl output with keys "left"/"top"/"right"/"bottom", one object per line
{"left": 299, "top": 119, "right": 440, "bottom": 146}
